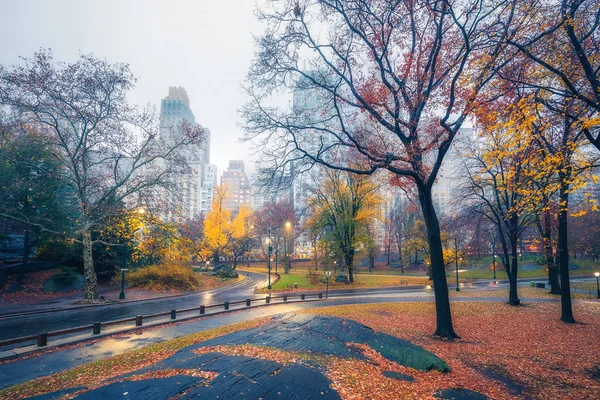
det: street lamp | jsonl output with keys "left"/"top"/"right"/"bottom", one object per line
{"left": 284, "top": 221, "right": 292, "bottom": 273}
{"left": 326, "top": 270, "right": 332, "bottom": 299}
{"left": 119, "top": 252, "right": 129, "bottom": 300}
{"left": 595, "top": 272, "right": 600, "bottom": 299}
{"left": 455, "top": 238, "right": 460, "bottom": 292}
{"left": 266, "top": 229, "right": 272, "bottom": 290}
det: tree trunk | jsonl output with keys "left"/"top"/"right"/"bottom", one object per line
{"left": 18, "top": 226, "right": 31, "bottom": 285}
{"left": 213, "top": 251, "right": 220, "bottom": 266}
{"left": 558, "top": 180, "right": 576, "bottom": 323}
{"left": 397, "top": 232, "right": 404, "bottom": 273}
{"left": 417, "top": 185, "right": 459, "bottom": 339}
{"left": 345, "top": 248, "right": 355, "bottom": 283}
{"left": 538, "top": 210, "right": 560, "bottom": 294}
{"left": 82, "top": 229, "right": 99, "bottom": 302}
{"left": 507, "top": 238, "right": 521, "bottom": 306}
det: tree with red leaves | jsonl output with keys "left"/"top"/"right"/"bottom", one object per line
{"left": 244, "top": 0, "right": 514, "bottom": 339}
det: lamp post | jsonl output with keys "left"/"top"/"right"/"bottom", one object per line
{"left": 284, "top": 221, "right": 292, "bottom": 273}
{"left": 455, "top": 238, "right": 460, "bottom": 292}
{"left": 119, "top": 251, "right": 129, "bottom": 300}
{"left": 267, "top": 228, "right": 272, "bottom": 290}
{"left": 595, "top": 272, "right": 600, "bottom": 299}
{"left": 326, "top": 270, "right": 331, "bottom": 299}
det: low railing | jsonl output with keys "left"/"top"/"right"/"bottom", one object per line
{"left": 0, "top": 292, "right": 324, "bottom": 350}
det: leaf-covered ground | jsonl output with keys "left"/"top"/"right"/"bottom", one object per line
{"left": 450, "top": 286, "right": 600, "bottom": 300}
{"left": 310, "top": 301, "right": 600, "bottom": 399}
{"left": 2, "top": 301, "right": 598, "bottom": 399}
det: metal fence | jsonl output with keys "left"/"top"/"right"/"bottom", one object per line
{"left": 0, "top": 292, "right": 323, "bottom": 350}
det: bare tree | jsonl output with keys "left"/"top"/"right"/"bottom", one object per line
{"left": 243, "top": 0, "right": 512, "bottom": 338}
{"left": 0, "top": 51, "right": 205, "bottom": 302}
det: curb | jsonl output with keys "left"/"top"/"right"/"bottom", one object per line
{"left": 0, "top": 298, "right": 323, "bottom": 363}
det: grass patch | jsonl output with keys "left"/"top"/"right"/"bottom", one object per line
{"left": 451, "top": 265, "right": 546, "bottom": 280}
{"left": 263, "top": 271, "right": 430, "bottom": 292}
{"left": 0, "top": 317, "right": 271, "bottom": 400}
{"left": 571, "top": 259, "right": 600, "bottom": 275}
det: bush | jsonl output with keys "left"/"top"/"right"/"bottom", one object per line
{"left": 125, "top": 263, "right": 202, "bottom": 292}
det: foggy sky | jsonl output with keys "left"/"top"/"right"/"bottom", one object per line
{"left": 0, "top": 0, "right": 266, "bottom": 174}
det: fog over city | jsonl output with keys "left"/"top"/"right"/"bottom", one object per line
{"left": 0, "top": 0, "right": 265, "bottom": 173}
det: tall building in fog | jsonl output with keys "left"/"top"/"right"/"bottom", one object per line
{"left": 160, "top": 86, "right": 211, "bottom": 221}
{"left": 200, "top": 164, "right": 218, "bottom": 214}
{"left": 221, "top": 160, "right": 252, "bottom": 212}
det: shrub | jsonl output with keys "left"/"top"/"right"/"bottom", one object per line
{"left": 125, "top": 263, "right": 202, "bottom": 292}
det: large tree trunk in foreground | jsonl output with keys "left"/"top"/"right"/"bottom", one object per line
{"left": 82, "top": 229, "right": 99, "bottom": 302}
{"left": 418, "top": 186, "right": 459, "bottom": 339}
{"left": 558, "top": 181, "right": 576, "bottom": 323}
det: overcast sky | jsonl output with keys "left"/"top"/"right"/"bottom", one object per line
{"left": 0, "top": 0, "right": 269, "bottom": 175}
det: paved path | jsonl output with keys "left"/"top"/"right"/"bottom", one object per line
{"left": 0, "top": 274, "right": 596, "bottom": 343}
{"left": 2, "top": 289, "right": 594, "bottom": 391}
{"left": 0, "top": 271, "right": 267, "bottom": 341}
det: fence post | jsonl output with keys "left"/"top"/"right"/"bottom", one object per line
{"left": 171, "top": 310, "right": 176, "bottom": 319}
{"left": 136, "top": 315, "right": 143, "bottom": 327}
{"left": 224, "top": 301, "right": 229, "bottom": 310}
{"left": 301, "top": 294, "right": 305, "bottom": 300}
{"left": 246, "top": 299, "right": 251, "bottom": 306}
{"left": 37, "top": 333, "right": 48, "bottom": 347}
{"left": 93, "top": 322, "right": 101, "bottom": 334}
{"left": 200, "top": 305, "right": 206, "bottom": 315}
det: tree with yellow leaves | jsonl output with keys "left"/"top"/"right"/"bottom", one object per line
{"left": 307, "top": 170, "right": 382, "bottom": 283}
{"left": 202, "top": 185, "right": 233, "bottom": 265}
{"left": 229, "top": 205, "right": 254, "bottom": 269}
{"left": 465, "top": 93, "right": 542, "bottom": 305}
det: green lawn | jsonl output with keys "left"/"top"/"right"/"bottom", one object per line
{"left": 451, "top": 265, "right": 547, "bottom": 280}
{"left": 266, "top": 272, "right": 430, "bottom": 292}
{"left": 570, "top": 259, "right": 600, "bottom": 275}
{"left": 271, "top": 273, "right": 313, "bottom": 290}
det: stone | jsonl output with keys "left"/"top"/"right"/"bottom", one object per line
{"left": 74, "top": 376, "right": 201, "bottom": 399}
{"left": 335, "top": 274, "right": 349, "bottom": 284}
{"left": 199, "top": 313, "right": 450, "bottom": 372}
{"left": 43, "top": 274, "right": 84, "bottom": 293}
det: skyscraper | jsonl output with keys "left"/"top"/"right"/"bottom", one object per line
{"left": 221, "top": 160, "right": 252, "bottom": 213}
{"left": 160, "top": 86, "right": 211, "bottom": 221}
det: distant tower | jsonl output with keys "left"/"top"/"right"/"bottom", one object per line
{"left": 221, "top": 160, "right": 252, "bottom": 213}
{"left": 159, "top": 86, "right": 211, "bottom": 221}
